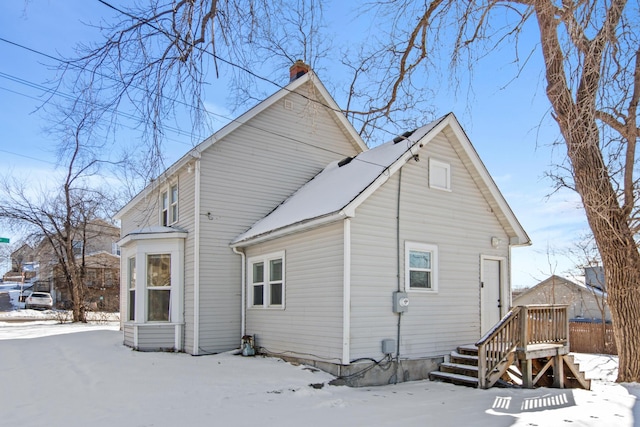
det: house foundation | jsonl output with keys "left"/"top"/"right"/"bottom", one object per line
{"left": 276, "top": 354, "right": 444, "bottom": 387}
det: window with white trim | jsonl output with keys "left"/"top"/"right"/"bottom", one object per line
{"left": 429, "top": 158, "right": 451, "bottom": 191}
{"left": 249, "top": 252, "right": 285, "bottom": 308}
{"left": 146, "top": 254, "right": 171, "bottom": 321}
{"left": 170, "top": 184, "right": 178, "bottom": 224}
{"left": 160, "top": 184, "right": 179, "bottom": 225}
{"left": 128, "top": 257, "right": 136, "bottom": 321}
{"left": 161, "top": 191, "right": 169, "bottom": 226}
{"left": 405, "top": 242, "right": 438, "bottom": 292}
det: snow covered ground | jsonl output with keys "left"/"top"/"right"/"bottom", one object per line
{"left": 0, "top": 320, "right": 637, "bottom": 427}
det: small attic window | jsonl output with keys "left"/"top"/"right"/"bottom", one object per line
{"left": 429, "top": 158, "right": 451, "bottom": 191}
{"left": 338, "top": 156, "right": 354, "bottom": 167}
{"left": 393, "top": 129, "right": 416, "bottom": 144}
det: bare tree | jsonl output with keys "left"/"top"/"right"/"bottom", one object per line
{"left": 356, "top": 0, "right": 639, "bottom": 381}
{"left": 62, "top": 0, "right": 333, "bottom": 184}
{"left": 0, "top": 110, "right": 117, "bottom": 322}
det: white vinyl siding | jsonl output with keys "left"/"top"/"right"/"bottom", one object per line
{"left": 244, "top": 222, "right": 344, "bottom": 363}
{"left": 193, "top": 85, "right": 360, "bottom": 354}
{"left": 349, "top": 132, "right": 510, "bottom": 360}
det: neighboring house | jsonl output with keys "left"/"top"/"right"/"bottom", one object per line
{"left": 513, "top": 273, "right": 610, "bottom": 323}
{"left": 116, "top": 64, "right": 530, "bottom": 385}
{"left": 49, "top": 251, "right": 120, "bottom": 311}
{"left": 3, "top": 243, "right": 37, "bottom": 282}
{"left": 33, "top": 219, "right": 121, "bottom": 309}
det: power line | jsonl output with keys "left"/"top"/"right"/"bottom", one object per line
{"left": 0, "top": 36, "right": 377, "bottom": 164}
{"left": 94, "top": 0, "right": 401, "bottom": 140}
{"left": 0, "top": 11, "right": 406, "bottom": 170}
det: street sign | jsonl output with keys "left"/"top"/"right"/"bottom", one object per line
{"left": 0, "top": 237, "right": 9, "bottom": 244}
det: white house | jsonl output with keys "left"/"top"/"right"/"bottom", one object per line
{"left": 116, "top": 64, "right": 530, "bottom": 385}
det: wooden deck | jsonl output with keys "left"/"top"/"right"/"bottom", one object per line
{"left": 475, "top": 305, "right": 590, "bottom": 390}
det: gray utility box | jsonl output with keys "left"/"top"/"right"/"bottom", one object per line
{"left": 382, "top": 339, "right": 396, "bottom": 355}
{"left": 392, "top": 291, "right": 409, "bottom": 313}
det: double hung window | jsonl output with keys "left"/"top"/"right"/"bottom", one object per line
{"left": 249, "top": 252, "right": 284, "bottom": 308}
{"left": 406, "top": 242, "right": 438, "bottom": 292}
{"left": 160, "top": 184, "right": 178, "bottom": 226}
{"left": 147, "top": 254, "right": 171, "bottom": 321}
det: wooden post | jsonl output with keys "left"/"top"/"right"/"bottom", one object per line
{"left": 519, "top": 306, "right": 529, "bottom": 350}
{"left": 522, "top": 359, "right": 533, "bottom": 388}
{"left": 477, "top": 343, "right": 486, "bottom": 389}
{"left": 553, "top": 354, "right": 564, "bottom": 388}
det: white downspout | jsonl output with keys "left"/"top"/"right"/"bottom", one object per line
{"left": 233, "top": 246, "right": 246, "bottom": 343}
{"left": 342, "top": 218, "right": 351, "bottom": 365}
{"left": 193, "top": 157, "right": 201, "bottom": 355}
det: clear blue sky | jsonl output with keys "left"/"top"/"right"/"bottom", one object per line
{"left": 0, "top": 1, "right": 591, "bottom": 289}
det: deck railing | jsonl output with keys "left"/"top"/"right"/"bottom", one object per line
{"left": 476, "top": 305, "right": 569, "bottom": 388}
{"left": 521, "top": 305, "right": 569, "bottom": 347}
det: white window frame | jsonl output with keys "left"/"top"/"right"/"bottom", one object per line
{"left": 248, "top": 251, "right": 285, "bottom": 309}
{"left": 429, "top": 158, "right": 451, "bottom": 191}
{"left": 160, "top": 190, "right": 169, "bottom": 226}
{"left": 146, "top": 253, "right": 172, "bottom": 322}
{"left": 405, "top": 242, "right": 438, "bottom": 292}
{"left": 127, "top": 256, "right": 136, "bottom": 321}
{"left": 121, "top": 237, "right": 184, "bottom": 325}
{"left": 169, "top": 184, "right": 178, "bottom": 224}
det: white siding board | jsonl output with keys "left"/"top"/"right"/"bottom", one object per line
{"left": 123, "top": 324, "right": 134, "bottom": 347}
{"left": 244, "top": 222, "right": 344, "bottom": 363}
{"left": 194, "top": 86, "right": 360, "bottom": 353}
{"left": 136, "top": 325, "right": 176, "bottom": 350}
{"left": 350, "top": 133, "right": 510, "bottom": 360}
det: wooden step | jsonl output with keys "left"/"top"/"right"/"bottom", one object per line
{"left": 429, "top": 371, "right": 479, "bottom": 387}
{"left": 450, "top": 351, "right": 479, "bottom": 366}
{"left": 440, "top": 362, "right": 479, "bottom": 378}
{"left": 457, "top": 344, "right": 479, "bottom": 356}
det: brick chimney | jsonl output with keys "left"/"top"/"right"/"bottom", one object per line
{"left": 289, "top": 60, "right": 310, "bottom": 82}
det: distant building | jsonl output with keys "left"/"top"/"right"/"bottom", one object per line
{"left": 3, "top": 243, "right": 37, "bottom": 282}
{"left": 513, "top": 272, "right": 610, "bottom": 322}
{"left": 4, "top": 219, "right": 121, "bottom": 311}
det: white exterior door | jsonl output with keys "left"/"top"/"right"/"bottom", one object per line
{"left": 481, "top": 257, "right": 504, "bottom": 335}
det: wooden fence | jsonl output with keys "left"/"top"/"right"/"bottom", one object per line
{"left": 569, "top": 322, "right": 617, "bottom": 355}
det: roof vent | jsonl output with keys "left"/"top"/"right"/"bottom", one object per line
{"left": 393, "top": 129, "right": 417, "bottom": 144}
{"left": 290, "top": 60, "right": 310, "bottom": 82}
{"left": 338, "top": 156, "right": 354, "bottom": 167}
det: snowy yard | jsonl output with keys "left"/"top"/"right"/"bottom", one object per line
{"left": 0, "top": 319, "right": 638, "bottom": 427}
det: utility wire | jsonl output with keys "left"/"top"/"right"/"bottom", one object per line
{"left": 0, "top": 13, "right": 408, "bottom": 171}
{"left": 0, "top": 37, "right": 393, "bottom": 169}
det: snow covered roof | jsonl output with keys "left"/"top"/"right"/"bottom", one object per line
{"left": 231, "top": 116, "right": 445, "bottom": 246}
{"left": 232, "top": 113, "right": 529, "bottom": 247}
{"left": 118, "top": 226, "right": 188, "bottom": 247}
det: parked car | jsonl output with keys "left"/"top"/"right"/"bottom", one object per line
{"left": 25, "top": 292, "right": 53, "bottom": 310}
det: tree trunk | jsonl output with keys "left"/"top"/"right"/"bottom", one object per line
{"left": 534, "top": 0, "right": 639, "bottom": 382}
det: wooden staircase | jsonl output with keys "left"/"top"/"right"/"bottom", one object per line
{"left": 430, "top": 305, "right": 591, "bottom": 390}
{"left": 429, "top": 344, "right": 480, "bottom": 387}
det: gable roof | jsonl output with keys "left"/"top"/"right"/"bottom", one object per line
{"left": 515, "top": 275, "right": 606, "bottom": 300}
{"left": 115, "top": 71, "right": 368, "bottom": 220}
{"left": 232, "top": 113, "right": 530, "bottom": 247}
